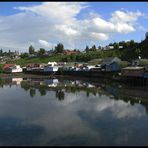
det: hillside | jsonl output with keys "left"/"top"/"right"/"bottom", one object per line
{"left": 6, "top": 33, "right": 148, "bottom": 66}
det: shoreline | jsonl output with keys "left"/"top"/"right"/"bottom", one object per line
{"left": 0, "top": 72, "right": 146, "bottom": 85}
{"left": 0, "top": 72, "right": 120, "bottom": 83}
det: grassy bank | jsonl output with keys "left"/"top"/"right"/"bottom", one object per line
{"left": 0, "top": 64, "right": 4, "bottom": 73}
{"left": 9, "top": 55, "right": 63, "bottom": 66}
{"left": 8, "top": 50, "right": 122, "bottom": 66}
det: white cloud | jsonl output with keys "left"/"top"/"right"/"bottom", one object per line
{"left": 38, "top": 40, "right": 52, "bottom": 48}
{"left": 92, "top": 17, "right": 115, "bottom": 33}
{"left": 0, "top": 2, "right": 146, "bottom": 51}
{"left": 116, "top": 23, "right": 135, "bottom": 34}
{"left": 92, "top": 96, "right": 145, "bottom": 119}
{"left": 110, "top": 10, "right": 143, "bottom": 23}
{"left": 55, "top": 25, "right": 79, "bottom": 36}
{"left": 15, "top": 2, "right": 88, "bottom": 25}
{"left": 90, "top": 32, "right": 109, "bottom": 40}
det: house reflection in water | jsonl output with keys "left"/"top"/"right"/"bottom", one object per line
{"left": 1, "top": 78, "right": 23, "bottom": 87}
{"left": 12, "top": 78, "right": 23, "bottom": 85}
{"left": 43, "top": 79, "right": 59, "bottom": 87}
{"left": 2, "top": 77, "right": 148, "bottom": 115}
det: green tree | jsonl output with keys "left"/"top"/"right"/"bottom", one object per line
{"left": 114, "top": 43, "right": 119, "bottom": 50}
{"left": 29, "top": 45, "right": 35, "bottom": 54}
{"left": 129, "top": 40, "right": 137, "bottom": 48}
{"left": 145, "top": 32, "right": 148, "bottom": 39}
{"left": 91, "top": 45, "right": 97, "bottom": 51}
{"left": 98, "top": 46, "right": 102, "bottom": 50}
{"left": 39, "top": 48, "right": 46, "bottom": 55}
{"left": 55, "top": 43, "right": 64, "bottom": 53}
{"left": 0, "top": 49, "right": 3, "bottom": 56}
{"left": 85, "top": 45, "right": 89, "bottom": 52}
{"left": 66, "top": 56, "right": 71, "bottom": 62}
{"left": 20, "top": 52, "right": 29, "bottom": 58}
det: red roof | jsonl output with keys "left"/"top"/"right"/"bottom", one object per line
{"left": 26, "top": 63, "right": 40, "bottom": 68}
{"left": 3, "top": 64, "right": 15, "bottom": 70}
{"left": 63, "top": 50, "right": 78, "bottom": 55}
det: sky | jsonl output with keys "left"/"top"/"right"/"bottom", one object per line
{"left": 0, "top": 2, "right": 148, "bottom": 52}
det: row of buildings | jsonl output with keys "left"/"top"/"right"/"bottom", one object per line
{"left": 2, "top": 57, "right": 122, "bottom": 73}
{"left": 2, "top": 57, "right": 148, "bottom": 80}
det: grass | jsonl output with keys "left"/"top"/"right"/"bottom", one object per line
{"left": 9, "top": 55, "right": 63, "bottom": 66}
{"left": 0, "top": 64, "right": 4, "bottom": 73}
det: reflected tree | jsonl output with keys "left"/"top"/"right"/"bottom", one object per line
{"left": 0, "top": 79, "right": 4, "bottom": 88}
{"left": 86, "top": 90, "right": 90, "bottom": 97}
{"left": 38, "top": 88, "right": 47, "bottom": 96}
{"left": 92, "top": 90, "right": 96, "bottom": 96}
{"left": 98, "top": 91, "right": 102, "bottom": 97}
{"left": 56, "top": 90, "right": 65, "bottom": 101}
{"left": 30, "top": 88, "right": 36, "bottom": 98}
{"left": 20, "top": 81, "right": 30, "bottom": 91}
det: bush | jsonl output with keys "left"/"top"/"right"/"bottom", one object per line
{"left": 0, "top": 64, "right": 4, "bottom": 73}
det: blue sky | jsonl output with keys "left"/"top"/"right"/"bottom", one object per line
{"left": 0, "top": 2, "right": 148, "bottom": 52}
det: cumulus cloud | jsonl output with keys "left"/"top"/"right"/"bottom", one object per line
{"left": 95, "top": 98, "right": 145, "bottom": 119}
{"left": 110, "top": 10, "right": 143, "bottom": 23}
{"left": 90, "top": 32, "right": 109, "bottom": 40}
{"left": 55, "top": 25, "right": 79, "bottom": 36}
{"left": 0, "top": 2, "right": 146, "bottom": 51}
{"left": 38, "top": 40, "right": 52, "bottom": 48}
{"left": 15, "top": 2, "right": 87, "bottom": 25}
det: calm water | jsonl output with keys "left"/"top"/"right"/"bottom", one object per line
{"left": 0, "top": 76, "right": 148, "bottom": 146}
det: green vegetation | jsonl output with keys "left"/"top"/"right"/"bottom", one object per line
{"left": 39, "top": 48, "right": 46, "bottom": 55}
{"left": 137, "top": 59, "right": 148, "bottom": 66}
{"left": 10, "top": 54, "right": 63, "bottom": 66}
{"left": 10, "top": 50, "right": 120, "bottom": 66}
{"left": 0, "top": 64, "right": 4, "bottom": 73}
{"left": 3, "top": 32, "right": 148, "bottom": 66}
{"left": 29, "top": 45, "right": 35, "bottom": 54}
{"left": 55, "top": 43, "right": 64, "bottom": 53}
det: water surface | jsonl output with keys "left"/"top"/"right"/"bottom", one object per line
{"left": 0, "top": 77, "right": 148, "bottom": 146}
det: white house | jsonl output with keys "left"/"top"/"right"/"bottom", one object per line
{"left": 44, "top": 62, "right": 59, "bottom": 72}
{"left": 4, "top": 65, "right": 22, "bottom": 73}
{"left": 11, "top": 65, "right": 23, "bottom": 73}
{"left": 47, "top": 62, "right": 57, "bottom": 66}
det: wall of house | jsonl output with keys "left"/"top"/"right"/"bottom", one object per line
{"left": 106, "top": 62, "right": 120, "bottom": 71}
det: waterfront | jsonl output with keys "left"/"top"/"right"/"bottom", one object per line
{"left": 0, "top": 76, "right": 148, "bottom": 146}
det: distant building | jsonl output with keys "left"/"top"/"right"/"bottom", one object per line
{"left": 108, "top": 46, "right": 114, "bottom": 49}
{"left": 119, "top": 46, "right": 123, "bottom": 49}
{"left": 26, "top": 63, "right": 40, "bottom": 68}
{"left": 3, "top": 64, "right": 15, "bottom": 70}
{"left": 63, "top": 50, "right": 79, "bottom": 55}
{"left": 28, "top": 54, "right": 38, "bottom": 59}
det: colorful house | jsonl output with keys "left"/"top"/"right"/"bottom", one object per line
{"left": 3, "top": 64, "right": 22, "bottom": 73}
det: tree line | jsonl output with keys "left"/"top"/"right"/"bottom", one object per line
{"left": 5, "top": 32, "right": 148, "bottom": 62}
